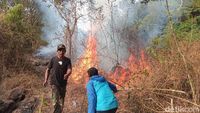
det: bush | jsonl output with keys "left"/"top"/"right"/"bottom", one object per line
{"left": 196, "top": 16, "right": 200, "bottom": 25}
{"left": 0, "top": 2, "right": 47, "bottom": 73}
{"left": 5, "top": 4, "right": 23, "bottom": 24}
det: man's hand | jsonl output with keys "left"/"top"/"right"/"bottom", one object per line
{"left": 64, "top": 74, "right": 69, "bottom": 80}
{"left": 64, "top": 68, "right": 72, "bottom": 80}
{"left": 43, "top": 80, "right": 48, "bottom": 87}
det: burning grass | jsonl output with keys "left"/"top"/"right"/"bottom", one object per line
{"left": 1, "top": 34, "right": 199, "bottom": 113}
{"left": 71, "top": 36, "right": 152, "bottom": 87}
{"left": 68, "top": 34, "right": 200, "bottom": 113}
{"left": 68, "top": 35, "right": 155, "bottom": 112}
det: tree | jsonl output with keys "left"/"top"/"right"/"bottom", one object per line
{"left": 50, "top": 0, "right": 87, "bottom": 58}
{"left": 0, "top": 0, "right": 46, "bottom": 73}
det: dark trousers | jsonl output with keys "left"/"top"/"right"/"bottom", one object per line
{"left": 51, "top": 85, "right": 66, "bottom": 113}
{"left": 97, "top": 108, "right": 117, "bottom": 113}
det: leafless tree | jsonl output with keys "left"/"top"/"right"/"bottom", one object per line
{"left": 49, "top": 0, "right": 88, "bottom": 59}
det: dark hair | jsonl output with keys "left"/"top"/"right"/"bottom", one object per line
{"left": 57, "top": 44, "right": 66, "bottom": 51}
{"left": 87, "top": 67, "right": 98, "bottom": 77}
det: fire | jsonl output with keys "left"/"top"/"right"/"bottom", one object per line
{"left": 110, "top": 65, "right": 129, "bottom": 86}
{"left": 71, "top": 35, "right": 151, "bottom": 87}
{"left": 71, "top": 36, "right": 98, "bottom": 84}
{"left": 109, "top": 50, "right": 151, "bottom": 87}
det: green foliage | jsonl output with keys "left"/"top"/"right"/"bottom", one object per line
{"left": 14, "top": 0, "right": 21, "bottom": 4}
{"left": 5, "top": 4, "right": 23, "bottom": 24}
{"left": 147, "top": 0, "right": 200, "bottom": 65}
{"left": 0, "top": 0, "right": 7, "bottom": 10}
{"left": 197, "top": 16, "right": 200, "bottom": 25}
{"left": 174, "top": 17, "right": 200, "bottom": 41}
{"left": 192, "top": 0, "right": 200, "bottom": 8}
{"left": 148, "top": 0, "right": 200, "bottom": 49}
{"left": 0, "top": 1, "right": 47, "bottom": 70}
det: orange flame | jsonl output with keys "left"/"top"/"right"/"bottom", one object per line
{"left": 71, "top": 35, "right": 151, "bottom": 87}
{"left": 109, "top": 50, "right": 151, "bottom": 87}
{"left": 72, "top": 36, "right": 98, "bottom": 84}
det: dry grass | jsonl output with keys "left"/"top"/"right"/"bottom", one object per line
{"left": 116, "top": 40, "right": 200, "bottom": 113}
{"left": 0, "top": 72, "right": 43, "bottom": 99}
{"left": 0, "top": 40, "right": 199, "bottom": 113}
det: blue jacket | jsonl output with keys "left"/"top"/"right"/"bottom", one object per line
{"left": 86, "top": 75, "right": 118, "bottom": 113}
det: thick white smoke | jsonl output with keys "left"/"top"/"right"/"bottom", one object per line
{"left": 35, "top": 0, "right": 184, "bottom": 71}
{"left": 35, "top": 0, "right": 66, "bottom": 57}
{"left": 92, "top": 0, "right": 184, "bottom": 71}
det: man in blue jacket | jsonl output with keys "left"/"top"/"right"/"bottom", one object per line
{"left": 86, "top": 67, "right": 118, "bottom": 113}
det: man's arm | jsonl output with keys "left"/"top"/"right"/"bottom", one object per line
{"left": 43, "top": 58, "right": 53, "bottom": 87}
{"left": 108, "top": 82, "right": 118, "bottom": 93}
{"left": 43, "top": 68, "right": 50, "bottom": 86}
{"left": 64, "top": 59, "right": 72, "bottom": 80}
{"left": 64, "top": 68, "right": 72, "bottom": 80}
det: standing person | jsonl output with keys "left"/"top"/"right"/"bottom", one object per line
{"left": 43, "top": 44, "right": 72, "bottom": 113}
{"left": 86, "top": 67, "right": 118, "bottom": 113}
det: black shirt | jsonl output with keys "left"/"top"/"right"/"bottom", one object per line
{"left": 48, "top": 56, "right": 72, "bottom": 87}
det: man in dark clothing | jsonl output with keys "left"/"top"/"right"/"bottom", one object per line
{"left": 43, "top": 44, "right": 72, "bottom": 113}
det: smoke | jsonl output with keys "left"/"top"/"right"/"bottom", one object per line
{"left": 35, "top": 0, "right": 92, "bottom": 58}
{"left": 35, "top": 0, "right": 66, "bottom": 57}
{"left": 92, "top": 0, "right": 184, "bottom": 71}
{"left": 35, "top": 0, "right": 185, "bottom": 70}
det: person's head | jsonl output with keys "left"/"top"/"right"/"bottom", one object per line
{"left": 87, "top": 67, "right": 98, "bottom": 77}
{"left": 57, "top": 44, "right": 66, "bottom": 58}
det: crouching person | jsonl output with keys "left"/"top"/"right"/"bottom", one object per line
{"left": 86, "top": 67, "right": 118, "bottom": 113}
